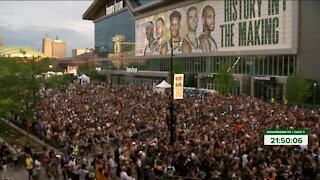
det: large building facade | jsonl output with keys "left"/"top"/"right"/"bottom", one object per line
{"left": 83, "top": 0, "right": 320, "bottom": 100}
{"left": 42, "top": 36, "right": 67, "bottom": 58}
{"left": 0, "top": 36, "right": 3, "bottom": 48}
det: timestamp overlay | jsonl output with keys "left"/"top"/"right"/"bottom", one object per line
{"left": 264, "top": 129, "right": 309, "bottom": 145}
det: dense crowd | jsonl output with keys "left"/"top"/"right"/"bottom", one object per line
{"left": 7, "top": 83, "right": 320, "bottom": 179}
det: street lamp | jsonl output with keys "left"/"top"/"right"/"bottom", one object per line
{"left": 313, "top": 83, "right": 317, "bottom": 107}
{"left": 194, "top": 75, "right": 197, "bottom": 91}
{"left": 166, "top": 38, "right": 176, "bottom": 146}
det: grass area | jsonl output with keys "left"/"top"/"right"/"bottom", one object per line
{"left": 0, "top": 120, "right": 43, "bottom": 151}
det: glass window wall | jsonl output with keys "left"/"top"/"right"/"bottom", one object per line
{"left": 95, "top": 10, "right": 135, "bottom": 58}
{"left": 101, "top": 55, "right": 297, "bottom": 77}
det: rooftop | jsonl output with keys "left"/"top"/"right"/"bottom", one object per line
{"left": 0, "top": 46, "right": 45, "bottom": 58}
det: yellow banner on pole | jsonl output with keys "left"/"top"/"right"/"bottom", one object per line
{"left": 174, "top": 74, "right": 184, "bottom": 99}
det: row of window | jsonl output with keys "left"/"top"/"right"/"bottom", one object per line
{"left": 102, "top": 55, "right": 297, "bottom": 76}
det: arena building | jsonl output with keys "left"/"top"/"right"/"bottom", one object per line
{"left": 83, "top": 0, "right": 320, "bottom": 100}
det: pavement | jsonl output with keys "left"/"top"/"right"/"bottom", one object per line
{"left": 1, "top": 166, "right": 63, "bottom": 180}
{"left": 0, "top": 118, "right": 65, "bottom": 180}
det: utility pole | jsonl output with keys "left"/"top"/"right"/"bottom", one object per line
{"left": 169, "top": 38, "right": 175, "bottom": 146}
{"left": 313, "top": 83, "right": 317, "bottom": 107}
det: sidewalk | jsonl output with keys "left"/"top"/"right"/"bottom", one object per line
{"left": 1, "top": 164, "right": 64, "bottom": 180}
{"left": 0, "top": 118, "right": 62, "bottom": 154}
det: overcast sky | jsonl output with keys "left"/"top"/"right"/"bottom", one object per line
{"left": 0, "top": 1, "right": 94, "bottom": 57}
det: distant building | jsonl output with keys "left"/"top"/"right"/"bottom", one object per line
{"left": 72, "top": 48, "right": 93, "bottom": 57}
{"left": 0, "top": 46, "right": 45, "bottom": 58}
{"left": 52, "top": 39, "right": 67, "bottom": 58}
{"left": 108, "top": 35, "right": 135, "bottom": 58}
{"left": 42, "top": 35, "right": 67, "bottom": 58}
{"left": 0, "top": 36, "right": 3, "bottom": 48}
{"left": 42, "top": 37, "right": 52, "bottom": 57}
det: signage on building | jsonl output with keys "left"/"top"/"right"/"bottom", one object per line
{"left": 126, "top": 67, "right": 138, "bottom": 73}
{"left": 255, "top": 76, "right": 276, "bottom": 81}
{"left": 174, "top": 74, "right": 184, "bottom": 99}
{"left": 135, "top": 0, "right": 298, "bottom": 56}
{"left": 106, "top": 1, "right": 124, "bottom": 15}
{"left": 255, "top": 76, "right": 271, "bottom": 81}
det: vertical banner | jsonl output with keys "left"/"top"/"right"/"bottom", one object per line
{"left": 174, "top": 74, "right": 184, "bottom": 99}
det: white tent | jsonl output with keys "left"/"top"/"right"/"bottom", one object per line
{"left": 154, "top": 80, "right": 171, "bottom": 93}
{"left": 155, "top": 80, "right": 171, "bottom": 88}
{"left": 78, "top": 74, "right": 90, "bottom": 84}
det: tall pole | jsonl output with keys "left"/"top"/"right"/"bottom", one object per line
{"left": 195, "top": 75, "right": 197, "bottom": 91}
{"left": 169, "top": 38, "right": 175, "bottom": 146}
{"left": 32, "top": 56, "right": 36, "bottom": 107}
{"left": 313, "top": 83, "right": 316, "bottom": 107}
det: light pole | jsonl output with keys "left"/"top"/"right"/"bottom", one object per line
{"left": 194, "top": 75, "right": 197, "bottom": 91}
{"left": 313, "top": 83, "right": 317, "bottom": 107}
{"left": 168, "top": 38, "right": 175, "bottom": 146}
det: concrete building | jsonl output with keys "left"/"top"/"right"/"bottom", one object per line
{"left": 42, "top": 36, "right": 67, "bottom": 58}
{"left": 42, "top": 37, "right": 52, "bottom": 57}
{"left": 52, "top": 39, "right": 67, "bottom": 58}
{"left": 82, "top": 0, "right": 320, "bottom": 99}
{"left": 72, "top": 48, "right": 93, "bottom": 57}
{"left": 0, "top": 36, "right": 3, "bottom": 48}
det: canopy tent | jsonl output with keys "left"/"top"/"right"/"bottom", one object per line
{"left": 78, "top": 74, "right": 90, "bottom": 84}
{"left": 155, "top": 80, "right": 171, "bottom": 88}
{"left": 154, "top": 80, "right": 171, "bottom": 94}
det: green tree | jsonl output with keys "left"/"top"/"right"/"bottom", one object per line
{"left": 0, "top": 57, "right": 39, "bottom": 118}
{"left": 34, "top": 58, "right": 61, "bottom": 75}
{"left": 173, "top": 60, "right": 183, "bottom": 74}
{"left": 184, "top": 73, "right": 197, "bottom": 87}
{"left": 78, "top": 63, "right": 104, "bottom": 81}
{"left": 213, "top": 64, "right": 236, "bottom": 95}
{"left": 286, "top": 72, "right": 311, "bottom": 103}
{"left": 43, "top": 75, "right": 72, "bottom": 89}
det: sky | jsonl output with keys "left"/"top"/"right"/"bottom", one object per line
{"left": 0, "top": 1, "right": 94, "bottom": 57}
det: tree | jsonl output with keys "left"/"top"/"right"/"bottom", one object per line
{"left": 34, "top": 58, "right": 61, "bottom": 75}
{"left": 0, "top": 57, "right": 38, "bottom": 118}
{"left": 184, "top": 73, "right": 197, "bottom": 87}
{"left": 173, "top": 60, "right": 183, "bottom": 74}
{"left": 78, "top": 63, "right": 104, "bottom": 81}
{"left": 286, "top": 72, "right": 311, "bottom": 103}
{"left": 213, "top": 64, "right": 236, "bottom": 95}
{"left": 43, "top": 75, "right": 72, "bottom": 89}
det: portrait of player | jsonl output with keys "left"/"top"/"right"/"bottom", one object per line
{"left": 199, "top": 5, "right": 218, "bottom": 52}
{"left": 160, "top": 10, "right": 183, "bottom": 55}
{"left": 182, "top": 6, "right": 202, "bottom": 53}
{"left": 144, "top": 21, "right": 157, "bottom": 55}
{"left": 154, "top": 17, "right": 165, "bottom": 54}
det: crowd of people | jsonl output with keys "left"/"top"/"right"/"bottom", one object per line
{"left": 6, "top": 82, "right": 320, "bottom": 179}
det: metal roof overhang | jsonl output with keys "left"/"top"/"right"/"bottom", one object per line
{"left": 83, "top": 0, "right": 105, "bottom": 20}
{"left": 83, "top": 0, "right": 177, "bottom": 21}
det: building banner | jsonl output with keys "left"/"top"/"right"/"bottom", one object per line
{"left": 135, "top": 0, "right": 297, "bottom": 56}
{"left": 174, "top": 74, "right": 184, "bottom": 99}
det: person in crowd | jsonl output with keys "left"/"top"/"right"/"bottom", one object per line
{"left": 25, "top": 154, "right": 34, "bottom": 180}
{"left": 34, "top": 157, "right": 41, "bottom": 180}
{"left": 107, "top": 153, "right": 117, "bottom": 180}
{"left": 8, "top": 82, "right": 318, "bottom": 179}
{"left": 1, "top": 142, "right": 10, "bottom": 180}
{"left": 79, "top": 163, "right": 89, "bottom": 180}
